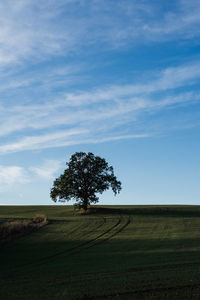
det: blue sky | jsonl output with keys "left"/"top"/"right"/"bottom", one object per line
{"left": 0, "top": 0, "right": 200, "bottom": 205}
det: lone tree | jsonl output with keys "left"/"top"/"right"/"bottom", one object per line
{"left": 50, "top": 152, "right": 121, "bottom": 211}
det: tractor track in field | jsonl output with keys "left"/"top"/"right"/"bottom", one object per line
{"left": 1, "top": 215, "right": 131, "bottom": 280}
{"left": 44, "top": 214, "right": 131, "bottom": 260}
{"left": 58, "top": 215, "right": 131, "bottom": 300}
{"left": 65, "top": 217, "right": 122, "bottom": 256}
{"left": 6, "top": 217, "right": 89, "bottom": 249}
{"left": 70, "top": 215, "right": 131, "bottom": 255}
{"left": 0, "top": 216, "right": 106, "bottom": 278}
{"left": 23, "top": 215, "right": 121, "bottom": 268}
{"left": 32, "top": 214, "right": 131, "bottom": 264}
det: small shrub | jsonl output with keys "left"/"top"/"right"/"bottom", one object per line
{"left": 32, "top": 214, "right": 47, "bottom": 224}
{"left": 0, "top": 216, "right": 47, "bottom": 245}
{"left": 0, "top": 220, "right": 29, "bottom": 239}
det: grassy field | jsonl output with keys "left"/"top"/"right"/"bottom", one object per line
{"left": 0, "top": 205, "right": 200, "bottom": 299}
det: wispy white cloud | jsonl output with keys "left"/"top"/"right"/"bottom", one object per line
{"left": 0, "top": 0, "right": 200, "bottom": 69}
{"left": 0, "top": 165, "right": 29, "bottom": 190}
{"left": 30, "top": 160, "right": 62, "bottom": 180}
{"left": 0, "top": 0, "right": 79, "bottom": 67}
{"left": 0, "top": 60, "right": 200, "bottom": 153}
{"left": 0, "top": 133, "right": 149, "bottom": 155}
{"left": 0, "top": 129, "right": 88, "bottom": 154}
{"left": 0, "top": 61, "right": 200, "bottom": 126}
{"left": 0, "top": 159, "right": 61, "bottom": 190}
{"left": 0, "top": 1, "right": 200, "bottom": 155}
{"left": 143, "top": 0, "right": 200, "bottom": 40}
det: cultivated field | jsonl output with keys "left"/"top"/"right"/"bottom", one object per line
{"left": 0, "top": 205, "right": 200, "bottom": 299}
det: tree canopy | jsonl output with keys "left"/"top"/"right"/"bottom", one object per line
{"left": 50, "top": 152, "right": 121, "bottom": 210}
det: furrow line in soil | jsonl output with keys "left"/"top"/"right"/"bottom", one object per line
{"left": 71, "top": 215, "right": 131, "bottom": 254}
{"left": 0, "top": 216, "right": 106, "bottom": 278}
{"left": 67, "top": 217, "right": 122, "bottom": 256}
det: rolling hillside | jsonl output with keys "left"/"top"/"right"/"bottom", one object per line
{"left": 0, "top": 205, "right": 200, "bottom": 299}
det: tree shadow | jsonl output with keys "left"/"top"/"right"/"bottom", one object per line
{"left": 87, "top": 206, "right": 200, "bottom": 218}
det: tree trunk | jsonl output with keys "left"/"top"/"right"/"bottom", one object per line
{"left": 83, "top": 198, "right": 88, "bottom": 211}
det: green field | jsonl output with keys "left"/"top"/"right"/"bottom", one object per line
{"left": 0, "top": 205, "right": 200, "bottom": 300}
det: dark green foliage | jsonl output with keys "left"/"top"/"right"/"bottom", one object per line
{"left": 50, "top": 152, "right": 121, "bottom": 210}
